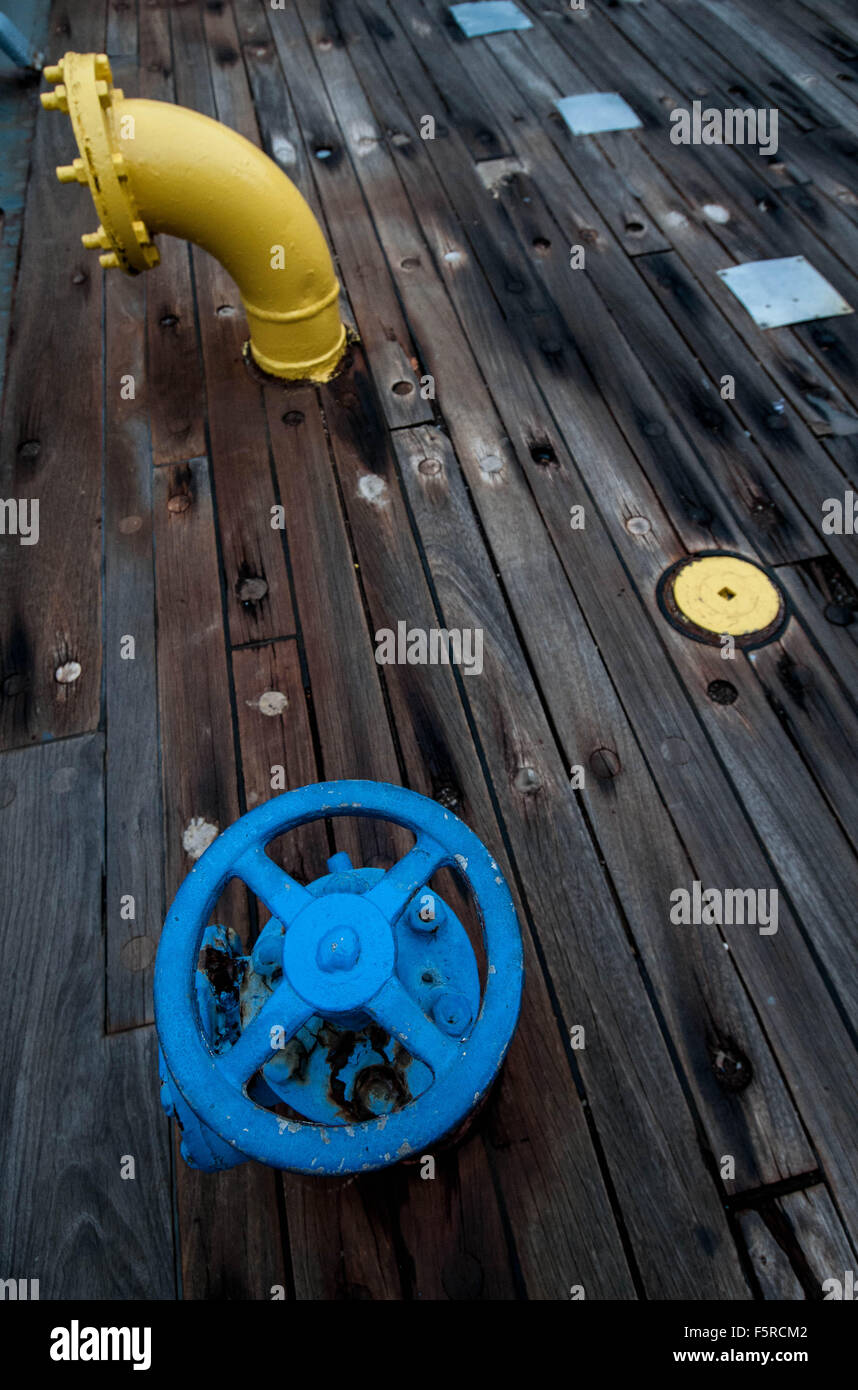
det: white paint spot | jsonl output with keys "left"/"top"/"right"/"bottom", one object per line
{"left": 455, "top": 853, "right": 468, "bottom": 872}
{"left": 664, "top": 210, "right": 688, "bottom": 229}
{"left": 443, "top": 249, "right": 463, "bottom": 264}
{"left": 477, "top": 155, "right": 527, "bottom": 197}
{"left": 182, "top": 816, "right": 219, "bottom": 860}
{"left": 55, "top": 661, "right": 81, "bottom": 684}
{"left": 352, "top": 121, "right": 379, "bottom": 154}
{"left": 703, "top": 203, "right": 730, "bottom": 224}
{"left": 49, "top": 766, "right": 77, "bottom": 793}
{"left": 272, "top": 137, "right": 297, "bottom": 166}
{"left": 256, "top": 690, "right": 289, "bottom": 717}
{"left": 358, "top": 473, "right": 389, "bottom": 506}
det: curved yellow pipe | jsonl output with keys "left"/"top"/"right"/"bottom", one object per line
{"left": 41, "top": 52, "right": 347, "bottom": 382}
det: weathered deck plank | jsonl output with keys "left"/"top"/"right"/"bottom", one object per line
{"left": 0, "top": 1, "right": 51, "bottom": 404}
{"left": 139, "top": 1, "right": 207, "bottom": 469}
{"left": 737, "top": 1185, "right": 856, "bottom": 1299}
{"left": 793, "top": 0, "right": 858, "bottom": 49}
{"left": 0, "top": 0, "right": 106, "bottom": 751}
{"left": 104, "top": 166, "right": 164, "bottom": 1032}
{"left": 0, "top": 735, "right": 174, "bottom": 1298}
{"left": 588, "top": 0, "right": 830, "bottom": 136}
{"left": 152, "top": 455, "right": 288, "bottom": 1300}
{"left": 685, "top": 0, "right": 858, "bottom": 137}
{"left": 170, "top": 2, "right": 297, "bottom": 649}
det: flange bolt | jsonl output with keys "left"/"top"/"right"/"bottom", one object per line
{"left": 409, "top": 892, "right": 446, "bottom": 933}
{"left": 431, "top": 989, "right": 472, "bottom": 1037}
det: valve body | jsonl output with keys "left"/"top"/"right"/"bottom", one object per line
{"left": 155, "top": 782, "right": 523, "bottom": 1175}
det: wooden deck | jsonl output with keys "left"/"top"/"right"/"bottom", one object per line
{"left": 2, "top": 0, "right": 858, "bottom": 1300}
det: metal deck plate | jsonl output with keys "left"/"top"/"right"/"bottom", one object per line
{"left": 555, "top": 92, "right": 642, "bottom": 136}
{"left": 449, "top": 3, "right": 533, "bottom": 38}
{"left": 717, "top": 256, "right": 853, "bottom": 329}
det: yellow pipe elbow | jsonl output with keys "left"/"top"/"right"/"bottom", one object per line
{"left": 42, "top": 53, "right": 347, "bottom": 382}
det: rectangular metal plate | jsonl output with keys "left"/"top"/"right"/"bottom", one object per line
{"left": 449, "top": 3, "right": 533, "bottom": 38}
{"left": 717, "top": 256, "right": 853, "bottom": 329}
{"left": 555, "top": 92, "right": 643, "bottom": 136}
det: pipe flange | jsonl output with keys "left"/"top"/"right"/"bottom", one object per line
{"left": 42, "top": 52, "right": 159, "bottom": 274}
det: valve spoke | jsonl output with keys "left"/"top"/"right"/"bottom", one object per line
{"left": 365, "top": 834, "right": 450, "bottom": 926}
{"left": 218, "top": 980, "right": 312, "bottom": 1089}
{"left": 368, "top": 977, "right": 459, "bottom": 1078}
{"left": 232, "top": 845, "right": 314, "bottom": 927}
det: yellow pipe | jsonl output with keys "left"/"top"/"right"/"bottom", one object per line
{"left": 42, "top": 52, "right": 347, "bottom": 382}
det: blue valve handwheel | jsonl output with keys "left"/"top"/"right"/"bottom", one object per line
{"left": 155, "top": 780, "right": 523, "bottom": 1174}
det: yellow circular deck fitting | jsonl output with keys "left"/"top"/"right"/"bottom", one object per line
{"left": 672, "top": 556, "right": 781, "bottom": 636}
{"left": 658, "top": 551, "right": 788, "bottom": 650}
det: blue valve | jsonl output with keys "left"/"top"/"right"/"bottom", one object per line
{"left": 155, "top": 780, "right": 523, "bottom": 1174}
